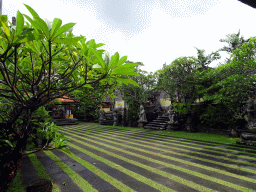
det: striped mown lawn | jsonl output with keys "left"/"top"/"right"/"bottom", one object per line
{"left": 19, "top": 122, "right": 256, "bottom": 192}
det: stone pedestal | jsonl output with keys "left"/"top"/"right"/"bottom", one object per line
{"left": 166, "top": 123, "right": 179, "bottom": 131}
{"left": 237, "top": 132, "right": 256, "bottom": 146}
{"left": 138, "top": 121, "right": 147, "bottom": 128}
{"left": 166, "top": 104, "right": 180, "bottom": 131}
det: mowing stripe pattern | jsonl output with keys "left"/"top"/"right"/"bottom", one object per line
{"left": 22, "top": 123, "right": 256, "bottom": 192}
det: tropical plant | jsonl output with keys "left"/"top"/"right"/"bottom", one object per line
{"left": 155, "top": 48, "right": 221, "bottom": 131}
{"left": 199, "top": 37, "right": 256, "bottom": 122}
{"left": 0, "top": 4, "right": 139, "bottom": 191}
{"left": 70, "top": 51, "right": 121, "bottom": 121}
{"left": 33, "top": 118, "right": 70, "bottom": 149}
{"left": 217, "top": 29, "right": 253, "bottom": 66}
{"left": 119, "top": 61, "right": 157, "bottom": 126}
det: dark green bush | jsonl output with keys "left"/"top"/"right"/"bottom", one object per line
{"left": 199, "top": 102, "right": 234, "bottom": 129}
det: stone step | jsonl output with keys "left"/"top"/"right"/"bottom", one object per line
{"left": 145, "top": 124, "right": 166, "bottom": 128}
{"left": 145, "top": 114, "right": 170, "bottom": 129}
{"left": 147, "top": 122, "right": 167, "bottom": 126}
{"left": 150, "top": 119, "right": 168, "bottom": 123}
{"left": 148, "top": 122, "right": 167, "bottom": 125}
{"left": 159, "top": 115, "right": 169, "bottom": 118}
{"left": 158, "top": 116, "right": 169, "bottom": 119}
{"left": 152, "top": 119, "right": 166, "bottom": 121}
{"left": 100, "top": 120, "right": 114, "bottom": 125}
{"left": 144, "top": 126, "right": 166, "bottom": 130}
{"left": 156, "top": 118, "right": 169, "bottom": 121}
{"left": 51, "top": 118, "right": 78, "bottom": 126}
{"left": 152, "top": 120, "right": 168, "bottom": 122}
{"left": 150, "top": 121, "right": 167, "bottom": 124}
{"left": 105, "top": 118, "right": 114, "bottom": 120}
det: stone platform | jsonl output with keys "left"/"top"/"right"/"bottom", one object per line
{"left": 50, "top": 118, "right": 78, "bottom": 126}
{"left": 237, "top": 132, "right": 256, "bottom": 146}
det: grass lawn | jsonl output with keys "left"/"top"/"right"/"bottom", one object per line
{"left": 92, "top": 123, "right": 242, "bottom": 145}
{"left": 6, "top": 169, "right": 25, "bottom": 192}
{"left": 7, "top": 122, "right": 256, "bottom": 191}
{"left": 100, "top": 123, "right": 255, "bottom": 146}
{"left": 151, "top": 130, "right": 242, "bottom": 145}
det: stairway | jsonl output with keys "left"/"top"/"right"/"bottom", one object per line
{"left": 100, "top": 111, "right": 114, "bottom": 125}
{"left": 144, "top": 115, "right": 170, "bottom": 130}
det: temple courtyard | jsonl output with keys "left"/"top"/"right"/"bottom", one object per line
{"left": 16, "top": 122, "right": 256, "bottom": 192}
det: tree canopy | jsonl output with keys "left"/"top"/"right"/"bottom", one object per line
{"left": 0, "top": 5, "right": 140, "bottom": 189}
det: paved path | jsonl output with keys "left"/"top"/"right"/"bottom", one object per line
{"left": 21, "top": 123, "right": 256, "bottom": 191}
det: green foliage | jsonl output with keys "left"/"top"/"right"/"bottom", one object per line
{"left": 0, "top": 3, "right": 139, "bottom": 129}
{"left": 0, "top": 5, "right": 140, "bottom": 187}
{"left": 199, "top": 37, "right": 256, "bottom": 124}
{"left": 217, "top": 29, "right": 253, "bottom": 65}
{"left": 33, "top": 118, "right": 70, "bottom": 149}
{"left": 30, "top": 107, "right": 70, "bottom": 150}
{"left": 32, "top": 106, "right": 51, "bottom": 121}
{"left": 172, "top": 102, "right": 189, "bottom": 115}
{"left": 199, "top": 102, "right": 234, "bottom": 129}
{"left": 70, "top": 51, "right": 120, "bottom": 121}
{"left": 0, "top": 98, "right": 13, "bottom": 123}
{"left": 119, "top": 61, "right": 157, "bottom": 125}
{"left": 156, "top": 53, "right": 215, "bottom": 118}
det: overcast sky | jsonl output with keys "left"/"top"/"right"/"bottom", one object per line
{"left": 3, "top": 0, "right": 256, "bottom": 73}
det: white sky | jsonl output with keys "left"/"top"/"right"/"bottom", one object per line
{"left": 3, "top": 0, "right": 256, "bottom": 73}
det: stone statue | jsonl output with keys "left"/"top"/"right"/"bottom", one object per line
{"left": 245, "top": 97, "right": 256, "bottom": 130}
{"left": 113, "top": 110, "right": 118, "bottom": 126}
{"left": 99, "top": 110, "right": 104, "bottom": 124}
{"left": 166, "top": 104, "right": 179, "bottom": 131}
{"left": 156, "top": 104, "right": 162, "bottom": 117}
{"left": 168, "top": 104, "right": 178, "bottom": 124}
{"left": 139, "top": 105, "right": 147, "bottom": 122}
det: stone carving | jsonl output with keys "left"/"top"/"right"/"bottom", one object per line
{"left": 168, "top": 104, "right": 178, "bottom": 124}
{"left": 236, "top": 97, "right": 256, "bottom": 145}
{"left": 166, "top": 104, "right": 180, "bottom": 131}
{"left": 99, "top": 110, "right": 104, "bottom": 124}
{"left": 245, "top": 97, "right": 256, "bottom": 130}
{"left": 156, "top": 104, "right": 162, "bottom": 117}
{"left": 113, "top": 110, "right": 117, "bottom": 126}
{"left": 138, "top": 105, "right": 147, "bottom": 122}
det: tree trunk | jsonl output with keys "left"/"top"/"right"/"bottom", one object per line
{"left": 0, "top": 107, "right": 33, "bottom": 192}
{"left": 0, "top": 134, "right": 28, "bottom": 192}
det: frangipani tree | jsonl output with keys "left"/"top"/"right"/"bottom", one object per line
{"left": 0, "top": 4, "right": 139, "bottom": 190}
{"left": 200, "top": 37, "right": 256, "bottom": 122}
{"left": 69, "top": 51, "right": 123, "bottom": 121}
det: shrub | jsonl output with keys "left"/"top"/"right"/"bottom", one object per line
{"left": 199, "top": 102, "right": 234, "bottom": 129}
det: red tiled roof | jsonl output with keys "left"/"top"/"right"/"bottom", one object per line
{"left": 57, "top": 96, "right": 79, "bottom": 103}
